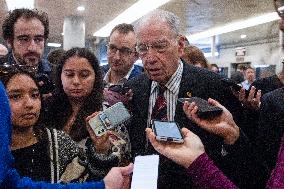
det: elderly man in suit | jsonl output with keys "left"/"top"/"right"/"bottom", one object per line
{"left": 125, "top": 9, "right": 268, "bottom": 189}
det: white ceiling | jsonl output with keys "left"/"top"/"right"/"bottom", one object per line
{"left": 0, "top": 0, "right": 280, "bottom": 47}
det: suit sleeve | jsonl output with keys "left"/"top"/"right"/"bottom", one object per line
{"left": 4, "top": 169, "right": 105, "bottom": 189}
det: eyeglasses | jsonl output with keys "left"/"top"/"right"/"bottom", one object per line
{"left": 107, "top": 44, "right": 135, "bottom": 56}
{"left": 0, "top": 63, "right": 55, "bottom": 94}
{"left": 14, "top": 35, "right": 45, "bottom": 45}
{"left": 136, "top": 40, "right": 171, "bottom": 55}
{"left": 0, "top": 63, "right": 38, "bottom": 75}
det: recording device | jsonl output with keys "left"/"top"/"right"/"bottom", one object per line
{"left": 178, "top": 97, "right": 223, "bottom": 119}
{"left": 108, "top": 84, "right": 130, "bottom": 95}
{"left": 152, "top": 120, "right": 184, "bottom": 143}
{"left": 36, "top": 73, "right": 55, "bottom": 94}
{"left": 220, "top": 78, "right": 250, "bottom": 96}
{"left": 88, "top": 102, "right": 131, "bottom": 137}
{"left": 0, "top": 63, "right": 55, "bottom": 94}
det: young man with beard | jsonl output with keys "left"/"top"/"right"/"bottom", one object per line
{"left": 0, "top": 8, "right": 54, "bottom": 95}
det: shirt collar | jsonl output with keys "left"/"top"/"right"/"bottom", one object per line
{"left": 103, "top": 65, "right": 135, "bottom": 86}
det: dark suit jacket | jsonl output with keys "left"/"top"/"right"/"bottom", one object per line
{"left": 125, "top": 63, "right": 268, "bottom": 189}
{"left": 256, "top": 87, "right": 284, "bottom": 173}
{"left": 243, "top": 75, "right": 283, "bottom": 142}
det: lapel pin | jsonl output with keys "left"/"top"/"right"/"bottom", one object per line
{"left": 186, "top": 92, "right": 192, "bottom": 97}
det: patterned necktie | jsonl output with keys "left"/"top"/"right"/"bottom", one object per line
{"left": 151, "top": 85, "right": 167, "bottom": 121}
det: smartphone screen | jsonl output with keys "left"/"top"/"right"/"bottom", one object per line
{"left": 153, "top": 120, "right": 183, "bottom": 143}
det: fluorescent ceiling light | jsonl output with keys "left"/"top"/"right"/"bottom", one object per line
{"left": 5, "top": 0, "right": 34, "bottom": 11}
{"left": 278, "top": 6, "right": 284, "bottom": 12}
{"left": 240, "top": 34, "right": 247, "bottom": 39}
{"left": 93, "top": 0, "right": 171, "bottom": 37}
{"left": 47, "top": 43, "right": 61, "bottom": 47}
{"left": 187, "top": 12, "right": 280, "bottom": 41}
{"left": 77, "top": 6, "right": 85, "bottom": 11}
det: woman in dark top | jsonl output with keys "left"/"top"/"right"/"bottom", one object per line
{"left": 43, "top": 48, "right": 130, "bottom": 180}
{"left": 0, "top": 76, "right": 133, "bottom": 188}
{"left": 1, "top": 70, "right": 90, "bottom": 183}
{"left": 44, "top": 47, "right": 104, "bottom": 142}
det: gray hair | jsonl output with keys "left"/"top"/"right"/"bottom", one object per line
{"left": 134, "top": 9, "right": 180, "bottom": 37}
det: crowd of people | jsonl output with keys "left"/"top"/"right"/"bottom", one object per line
{"left": 0, "top": 7, "right": 283, "bottom": 189}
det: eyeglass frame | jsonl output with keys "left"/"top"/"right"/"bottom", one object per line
{"left": 107, "top": 44, "right": 136, "bottom": 56}
{"left": 135, "top": 38, "right": 177, "bottom": 55}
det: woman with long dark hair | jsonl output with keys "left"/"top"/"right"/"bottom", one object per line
{"left": 43, "top": 48, "right": 130, "bottom": 180}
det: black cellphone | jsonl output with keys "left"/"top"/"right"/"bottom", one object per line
{"left": 108, "top": 85, "right": 130, "bottom": 95}
{"left": 221, "top": 78, "right": 250, "bottom": 96}
{"left": 152, "top": 120, "right": 184, "bottom": 143}
{"left": 178, "top": 97, "right": 223, "bottom": 119}
{"left": 36, "top": 74, "right": 55, "bottom": 94}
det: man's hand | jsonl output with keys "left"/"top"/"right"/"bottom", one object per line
{"left": 232, "top": 86, "right": 261, "bottom": 110}
{"left": 146, "top": 128, "right": 204, "bottom": 168}
{"left": 103, "top": 88, "right": 133, "bottom": 107}
{"left": 104, "top": 163, "right": 134, "bottom": 189}
{"left": 238, "top": 86, "right": 261, "bottom": 110}
{"left": 183, "top": 98, "right": 240, "bottom": 145}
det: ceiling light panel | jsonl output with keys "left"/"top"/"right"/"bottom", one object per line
{"left": 77, "top": 6, "right": 85, "bottom": 11}
{"left": 93, "top": 0, "right": 171, "bottom": 37}
{"left": 187, "top": 12, "right": 280, "bottom": 41}
{"left": 5, "top": 0, "right": 34, "bottom": 11}
{"left": 47, "top": 43, "right": 62, "bottom": 47}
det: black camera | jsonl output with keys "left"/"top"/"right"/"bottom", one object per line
{"left": 35, "top": 73, "right": 55, "bottom": 94}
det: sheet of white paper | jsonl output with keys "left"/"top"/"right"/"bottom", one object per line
{"left": 131, "top": 155, "right": 159, "bottom": 189}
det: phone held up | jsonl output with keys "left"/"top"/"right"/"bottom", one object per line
{"left": 152, "top": 120, "right": 184, "bottom": 143}
{"left": 221, "top": 78, "right": 250, "bottom": 96}
{"left": 178, "top": 97, "right": 223, "bottom": 119}
{"left": 88, "top": 102, "right": 131, "bottom": 137}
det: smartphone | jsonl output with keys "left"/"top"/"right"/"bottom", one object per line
{"left": 152, "top": 120, "right": 184, "bottom": 143}
{"left": 88, "top": 102, "right": 131, "bottom": 137}
{"left": 88, "top": 115, "right": 107, "bottom": 137}
{"left": 108, "top": 85, "right": 130, "bottom": 95}
{"left": 178, "top": 97, "right": 223, "bottom": 119}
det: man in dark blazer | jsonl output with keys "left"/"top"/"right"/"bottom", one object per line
{"left": 256, "top": 87, "right": 284, "bottom": 174}
{"left": 125, "top": 9, "right": 268, "bottom": 189}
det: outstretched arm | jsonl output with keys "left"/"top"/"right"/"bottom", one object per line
{"left": 146, "top": 128, "right": 238, "bottom": 189}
